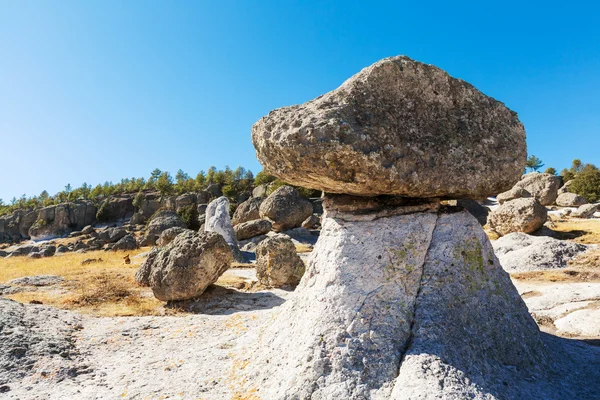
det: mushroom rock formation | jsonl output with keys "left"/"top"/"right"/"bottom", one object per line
{"left": 239, "top": 56, "right": 599, "bottom": 399}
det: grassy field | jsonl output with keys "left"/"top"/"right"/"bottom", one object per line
{"left": 0, "top": 248, "right": 166, "bottom": 316}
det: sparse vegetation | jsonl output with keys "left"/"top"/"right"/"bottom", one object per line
{"left": 526, "top": 154, "right": 544, "bottom": 172}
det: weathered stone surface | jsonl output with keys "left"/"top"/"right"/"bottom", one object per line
{"left": 0, "top": 298, "right": 83, "bottom": 387}
{"left": 571, "top": 203, "right": 598, "bottom": 219}
{"left": 29, "top": 202, "right": 97, "bottom": 241}
{"left": 243, "top": 210, "right": 547, "bottom": 399}
{"left": 252, "top": 184, "right": 268, "bottom": 198}
{"left": 8, "top": 275, "right": 64, "bottom": 286}
{"left": 488, "top": 198, "right": 547, "bottom": 236}
{"left": 496, "top": 186, "right": 531, "bottom": 204}
{"left": 149, "top": 231, "right": 232, "bottom": 301}
{"left": 556, "top": 192, "right": 588, "bottom": 207}
{"left": 301, "top": 214, "right": 320, "bottom": 229}
{"left": 492, "top": 232, "right": 588, "bottom": 272}
{"left": 145, "top": 210, "right": 187, "bottom": 244}
{"left": 259, "top": 186, "right": 313, "bottom": 232}
{"left": 112, "top": 234, "right": 138, "bottom": 251}
{"left": 134, "top": 247, "right": 160, "bottom": 286}
{"left": 252, "top": 56, "right": 526, "bottom": 198}
{"left": 514, "top": 172, "right": 561, "bottom": 206}
{"left": 97, "top": 227, "right": 127, "bottom": 244}
{"left": 231, "top": 197, "right": 264, "bottom": 226}
{"left": 157, "top": 227, "right": 189, "bottom": 247}
{"left": 205, "top": 197, "right": 244, "bottom": 262}
{"left": 255, "top": 235, "right": 305, "bottom": 287}
{"left": 234, "top": 219, "right": 272, "bottom": 241}
{"left": 558, "top": 179, "right": 573, "bottom": 195}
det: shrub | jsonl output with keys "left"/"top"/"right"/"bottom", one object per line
{"left": 96, "top": 199, "right": 112, "bottom": 222}
{"left": 569, "top": 164, "right": 600, "bottom": 203}
{"left": 176, "top": 205, "right": 199, "bottom": 230}
{"left": 133, "top": 191, "right": 145, "bottom": 210}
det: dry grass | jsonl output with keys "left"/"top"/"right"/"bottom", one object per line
{"left": 0, "top": 249, "right": 164, "bottom": 317}
{"left": 547, "top": 218, "right": 600, "bottom": 244}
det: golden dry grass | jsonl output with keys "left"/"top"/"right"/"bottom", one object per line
{"left": 295, "top": 243, "right": 314, "bottom": 253}
{"left": 547, "top": 218, "right": 600, "bottom": 244}
{"left": 0, "top": 248, "right": 164, "bottom": 316}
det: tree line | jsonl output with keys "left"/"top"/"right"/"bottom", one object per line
{"left": 0, "top": 166, "right": 269, "bottom": 217}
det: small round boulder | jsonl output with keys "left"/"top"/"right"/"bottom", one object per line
{"left": 487, "top": 198, "right": 547, "bottom": 236}
{"left": 255, "top": 235, "right": 305, "bottom": 287}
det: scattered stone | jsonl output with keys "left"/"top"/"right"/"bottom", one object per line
{"left": 513, "top": 172, "right": 561, "bottom": 206}
{"left": 81, "top": 225, "right": 95, "bottom": 235}
{"left": 496, "top": 187, "right": 531, "bottom": 204}
{"left": 97, "top": 227, "right": 128, "bottom": 244}
{"left": 556, "top": 192, "right": 588, "bottom": 207}
{"left": 231, "top": 197, "right": 264, "bottom": 226}
{"left": 252, "top": 56, "right": 526, "bottom": 198}
{"left": 255, "top": 235, "right": 305, "bottom": 287}
{"left": 487, "top": 198, "right": 548, "bottom": 236}
{"left": 492, "top": 232, "right": 588, "bottom": 272}
{"left": 571, "top": 204, "right": 598, "bottom": 219}
{"left": 252, "top": 184, "right": 268, "bottom": 198}
{"left": 205, "top": 197, "right": 244, "bottom": 262}
{"left": 259, "top": 186, "right": 313, "bottom": 232}
{"left": 112, "top": 234, "right": 138, "bottom": 251}
{"left": 144, "top": 210, "right": 187, "bottom": 246}
{"left": 149, "top": 231, "right": 233, "bottom": 301}
{"left": 234, "top": 219, "right": 272, "bottom": 241}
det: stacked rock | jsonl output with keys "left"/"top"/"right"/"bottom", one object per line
{"left": 242, "top": 56, "right": 556, "bottom": 399}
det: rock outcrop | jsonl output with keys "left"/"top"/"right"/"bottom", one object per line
{"left": 204, "top": 197, "right": 244, "bottom": 262}
{"left": 555, "top": 192, "right": 588, "bottom": 207}
{"left": 255, "top": 235, "right": 305, "bottom": 287}
{"left": 259, "top": 186, "right": 313, "bottom": 232}
{"left": 28, "top": 202, "right": 97, "bottom": 241}
{"left": 493, "top": 232, "right": 588, "bottom": 272}
{"left": 148, "top": 231, "right": 232, "bottom": 301}
{"left": 513, "top": 172, "right": 561, "bottom": 206}
{"left": 252, "top": 56, "right": 526, "bottom": 198}
{"left": 487, "top": 198, "right": 547, "bottom": 236}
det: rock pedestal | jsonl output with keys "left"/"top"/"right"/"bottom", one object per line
{"left": 240, "top": 204, "right": 547, "bottom": 399}
{"left": 241, "top": 56, "right": 596, "bottom": 399}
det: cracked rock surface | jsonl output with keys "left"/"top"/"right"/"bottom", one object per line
{"left": 238, "top": 209, "right": 598, "bottom": 399}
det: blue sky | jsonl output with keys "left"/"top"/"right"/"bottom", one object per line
{"left": 1, "top": 1, "right": 599, "bottom": 201}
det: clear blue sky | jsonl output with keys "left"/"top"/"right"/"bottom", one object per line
{"left": 1, "top": 1, "right": 599, "bottom": 201}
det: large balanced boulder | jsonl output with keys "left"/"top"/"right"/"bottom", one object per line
{"left": 234, "top": 219, "right": 272, "bottom": 241}
{"left": 252, "top": 56, "right": 526, "bottom": 198}
{"left": 205, "top": 197, "right": 244, "bottom": 262}
{"left": 513, "top": 172, "right": 561, "bottom": 206}
{"left": 259, "top": 186, "right": 313, "bottom": 232}
{"left": 148, "top": 231, "right": 232, "bottom": 301}
{"left": 496, "top": 186, "right": 531, "bottom": 204}
{"left": 255, "top": 235, "right": 305, "bottom": 287}
{"left": 487, "top": 198, "right": 547, "bottom": 236}
{"left": 555, "top": 192, "right": 588, "bottom": 207}
{"left": 231, "top": 197, "right": 263, "bottom": 226}
{"left": 493, "top": 232, "right": 588, "bottom": 272}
